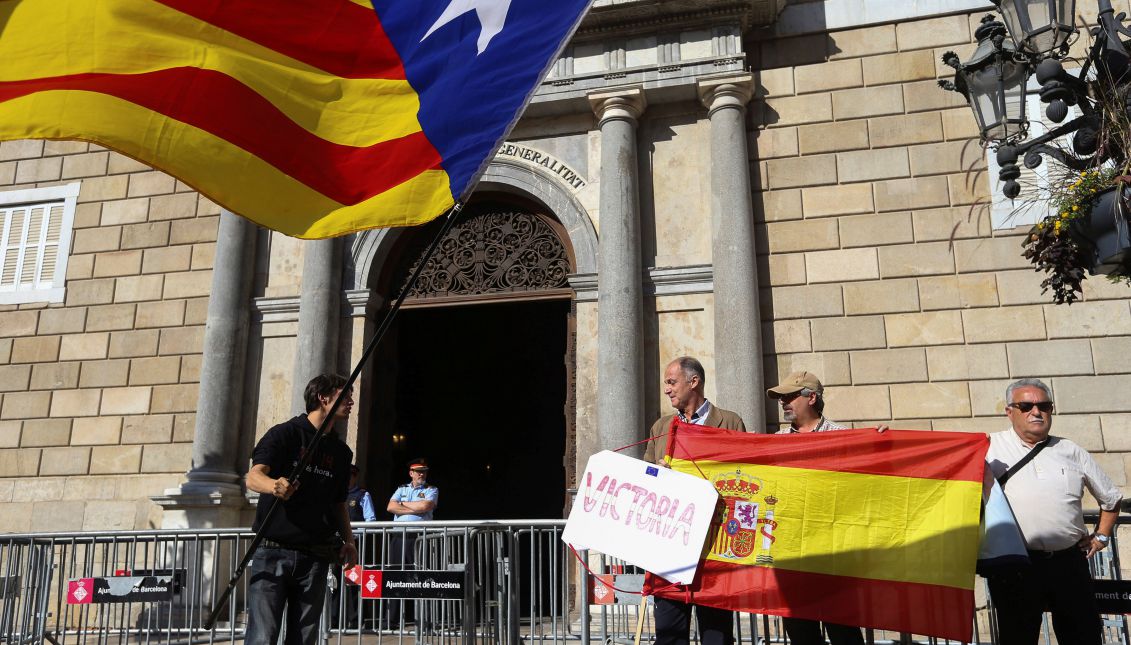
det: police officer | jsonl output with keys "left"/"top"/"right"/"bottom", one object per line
{"left": 347, "top": 465, "right": 377, "bottom": 522}
{"left": 385, "top": 458, "right": 438, "bottom": 624}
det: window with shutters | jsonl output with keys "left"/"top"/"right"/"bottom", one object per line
{"left": 0, "top": 182, "right": 79, "bottom": 305}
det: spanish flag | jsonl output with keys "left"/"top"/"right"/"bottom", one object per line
{"left": 645, "top": 422, "right": 987, "bottom": 642}
{"left": 0, "top": 0, "right": 590, "bottom": 238}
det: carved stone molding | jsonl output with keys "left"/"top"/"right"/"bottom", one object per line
{"left": 402, "top": 210, "right": 572, "bottom": 301}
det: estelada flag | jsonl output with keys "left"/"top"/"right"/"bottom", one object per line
{"left": 644, "top": 422, "right": 988, "bottom": 642}
{"left": 0, "top": 0, "right": 591, "bottom": 238}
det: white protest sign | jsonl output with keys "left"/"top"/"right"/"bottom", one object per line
{"left": 562, "top": 450, "right": 718, "bottom": 585}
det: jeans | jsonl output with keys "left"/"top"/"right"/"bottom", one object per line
{"left": 245, "top": 546, "right": 331, "bottom": 645}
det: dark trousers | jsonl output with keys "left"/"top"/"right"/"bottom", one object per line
{"left": 654, "top": 596, "right": 734, "bottom": 645}
{"left": 245, "top": 546, "right": 330, "bottom": 645}
{"left": 782, "top": 617, "right": 865, "bottom": 645}
{"left": 386, "top": 531, "right": 418, "bottom": 623}
{"left": 987, "top": 547, "right": 1102, "bottom": 645}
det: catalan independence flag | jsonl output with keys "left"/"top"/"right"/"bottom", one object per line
{"left": 645, "top": 422, "right": 988, "bottom": 642}
{"left": 0, "top": 0, "right": 590, "bottom": 238}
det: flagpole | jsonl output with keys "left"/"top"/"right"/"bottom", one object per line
{"left": 203, "top": 201, "right": 465, "bottom": 631}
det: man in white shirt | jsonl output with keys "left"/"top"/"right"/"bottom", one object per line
{"left": 985, "top": 378, "right": 1121, "bottom": 645}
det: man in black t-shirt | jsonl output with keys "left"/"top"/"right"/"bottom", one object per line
{"left": 244, "top": 374, "right": 358, "bottom": 645}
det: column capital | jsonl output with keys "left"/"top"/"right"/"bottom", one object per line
{"left": 588, "top": 86, "right": 647, "bottom": 126}
{"left": 697, "top": 73, "right": 755, "bottom": 115}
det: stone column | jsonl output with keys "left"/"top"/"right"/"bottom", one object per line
{"left": 699, "top": 74, "right": 764, "bottom": 432}
{"left": 155, "top": 209, "right": 257, "bottom": 527}
{"left": 291, "top": 238, "right": 342, "bottom": 414}
{"left": 589, "top": 87, "right": 647, "bottom": 456}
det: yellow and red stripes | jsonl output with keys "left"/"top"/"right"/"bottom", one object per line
{"left": 647, "top": 424, "right": 988, "bottom": 642}
{"left": 0, "top": 0, "right": 451, "bottom": 238}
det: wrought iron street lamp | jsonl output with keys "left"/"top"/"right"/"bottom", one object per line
{"left": 994, "top": 0, "right": 1077, "bottom": 56}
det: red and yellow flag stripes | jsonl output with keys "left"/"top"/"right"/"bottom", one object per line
{"left": 0, "top": 0, "right": 450, "bottom": 238}
{"left": 646, "top": 423, "right": 988, "bottom": 642}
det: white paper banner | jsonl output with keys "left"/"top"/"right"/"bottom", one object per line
{"left": 562, "top": 450, "right": 719, "bottom": 584}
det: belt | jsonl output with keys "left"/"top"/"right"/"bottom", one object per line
{"left": 1027, "top": 546, "right": 1080, "bottom": 560}
{"left": 259, "top": 538, "right": 340, "bottom": 562}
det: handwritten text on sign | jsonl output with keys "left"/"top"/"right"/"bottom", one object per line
{"left": 562, "top": 450, "right": 718, "bottom": 585}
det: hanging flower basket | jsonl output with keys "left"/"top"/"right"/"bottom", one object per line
{"left": 1021, "top": 170, "right": 1131, "bottom": 304}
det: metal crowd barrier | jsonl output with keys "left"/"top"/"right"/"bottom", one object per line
{"left": 0, "top": 517, "right": 1126, "bottom": 644}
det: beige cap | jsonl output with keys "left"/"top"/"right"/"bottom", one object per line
{"left": 766, "top": 371, "right": 823, "bottom": 398}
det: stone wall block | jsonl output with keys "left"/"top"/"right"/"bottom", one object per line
{"left": 45, "top": 140, "right": 89, "bottom": 155}
{"left": 1044, "top": 300, "right": 1131, "bottom": 338}
{"left": 141, "top": 246, "right": 192, "bottom": 274}
{"left": 953, "top": 236, "right": 1032, "bottom": 273}
{"left": 108, "top": 329, "right": 159, "bottom": 359}
{"left": 1101, "top": 415, "right": 1131, "bottom": 451}
{"left": 71, "top": 416, "right": 123, "bottom": 445}
{"left": 890, "top": 382, "right": 972, "bottom": 418}
{"left": 994, "top": 270, "right": 1049, "bottom": 306}
{"left": 135, "top": 300, "right": 186, "bottom": 329}
{"left": 801, "top": 183, "right": 875, "bottom": 219}
{"left": 1092, "top": 337, "right": 1131, "bottom": 374}
{"left": 99, "top": 386, "right": 153, "bottom": 415}
{"left": 0, "top": 364, "right": 32, "bottom": 392}
{"left": 66, "top": 255, "right": 94, "bottom": 281}
{"left": 78, "top": 359, "right": 131, "bottom": 388}
{"left": 37, "top": 308, "right": 86, "bottom": 336}
{"left": 64, "top": 278, "right": 116, "bottom": 307}
{"left": 794, "top": 58, "right": 864, "bottom": 94}
{"left": 1049, "top": 415, "right": 1105, "bottom": 451}
{"left": 48, "top": 389, "right": 101, "bottom": 418}
{"left": 850, "top": 347, "right": 927, "bottom": 384}
{"left": 12, "top": 335, "right": 62, "bottom": 363}
{"left": 758, "top": 189, "right": 803, "bottom": 222}
{"left": 868, "top": 113, "right": 945, "bottom": 149}
{"left": 843, "top": 278, "right": 920, "bottom": 315}
{"left": 811, "top": 316, "right": 887, "bottom": 351}
{"left": 878, "top": 241, "right": 956, "bottom": 277}
{"left": 107, "top": 151, "right": 149, "bottom": 174}
{"left": 120, "top": 222, "right": 171, "bottom": 250}
{"left": 764, "top": 320, "right": 812, "bottom": 355}
{"left": 797, "top": 121, "right": 869, "bottom": 155}
{"left": 27, "top": 500, "right": 84, "bottom": 532}
{"left": 759, "top": 94, "right": 833, "bottom": 127}
{"left": 909, "top": 140, "right": 986, "bottom": 176}
{"left": 163, "top": 271, "right": 213, "bottom": 299}
{"left": 0, "top": 449, "right": 41, "bottom": 477}
{"left": 172, "top": 413, "right": 195, "bottom": 442}
{"left": 805, "top": 248, "right": 879, "bottom": 283}
{"left": 962, "top": 306, "right": 1046, "bottom": 343}
{"left": 755, "top": 67, "right": 796, "bottom": 98}
{"left": 837, "top": 148, "right": 911, "bottom": 183}
{"left": 113, "top": 274, "right": 164, "bottom": 303}
{"left": 904, "top": 79, "right": 969, "bottom": 113}
{"left": 0, "top": 160, "right": 14, "bottom": 185}
{"left": 823, "top": 385, "right": 892, "bottom": 421}
{"left": 0, "top": 311, "right": 39, "bottom": 336}
{"left": 873, "top": 177, "right": 951, "bottom": 212}
{"left": 100, "top": 198, "right": 150, "bottom": 226}
{"left": 839, "top": 212, "right": 914, "bottom": 248}
{"left": 828, "top": 24, "right": 898, "bottom": 59}
{"left": 148, "top": 192, "right": 199, "bottom": 221}
{"left": 0, "top": 140, "right": 44, "bottom": 160}
{"left": 19, "top": 418, "right": 72, "bottom": 447}
{"left": 885, "top": 310, "right": 965, "bottom": 347}
{"left": 755, "top": 127, "right": 800, "bottom": 159}
{"left": 157, "top": 326, "right": 204, "bottom": 355}
{"left": 90, "top": 445, "right": 142, "bottom": 474}
{"left": 947, "top": 172, "right": 990, "bottom": 206}
{"left": 766, "top": 154, "right": 838, "bottom": 189}
{"left": 831, "top": 86, "right": 905, "bottom": 120}
{"left": 126, "top": 171, "right": 176, "bottom": 197}
{"left": 0, "top": 420, "right": 19, "bottom": 448}
{"left": 926, "top": 344, "right": 1009, "bottom": 381}
{"left": 895, "top": 14, "right": 971, "bottom": 49}
{"left": 1, "top": 390, "right": 52, "bottom": 419}
{"left": 761, "top": 254, "right": 807, "bottom": 286}
{"left": 1007, "top": 339, "right": 1095, "bottom": 377}
{"left": 15, "top": 157, "right": 62, "bottom": 183}
{"left": 39, "top": 447, "right": 91, "bottom": 476}
{"left": 766, "top": 283, "right": 844, "bottom": 320}
{"left": 773, "top": 352, "right": 851, "bottom": 385}
{"left": 862, "top": 50, "right": 936, "bottom": 85}
{"left": 149, "top": 383, "right": 198, "bottom": 414}
{"left": 122, "top": 414, "right": 175, "bottom": 444}
{"left": 140, "top": 443, "right": 193, "bottom": 473}
{"left": 129, "top": 356, "right": 181, "bottom": 386}
{"left": 85, "top": 303, "right": 136, "bottom": 332}
{"left": 190, "top": 243, "right": 216, "bottom": 270}
{"left": 912, "top": 206, "right": 992, "bottom": 242}
{"left": 184, "top": 298, "right": 209, "bottom": 325}
{"left": 169, "top": 215, "right": 220, "bottom": 245}
{"left": 93, "top": 250, "right": 143, "bottom": 278}
{"left": 82, "top": 500, "right": 141, "bottom": 531}
{"left": 760, "top": 33, "right": 829, "bottom": 69}
{"left": 761, "top": 219, "right": 840, "bottom": 253}
{"left": 967, "top": 379, "right": 1015, "bottom": 416}
{"left": 72, "top": 203, "right": 103, "bottom": 229}
{"left": 71, "top": 227, "right": 123, "bottom": 255}
{"left": 941, "top": 107, "right": 982, "bottom": 141}
{"left": 179, "top": 354, "right": 202, "bottom": 383}
{"left": 77, "top": 175, "right": 129, "bottom": 203}
{"left": 0, "top": 339, "right": 11, "bottom": 365}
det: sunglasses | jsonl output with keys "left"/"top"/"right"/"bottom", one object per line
{"left": 1007, "top": 401, "right": 1054, "bottom": 413}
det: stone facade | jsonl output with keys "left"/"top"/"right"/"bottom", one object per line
{"left": 1, "top": 1, "right": 1130, "bottom": 552}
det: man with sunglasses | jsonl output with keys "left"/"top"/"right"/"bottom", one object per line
{"left": 986, "top": 378, "right": 1121, "bottom": 645}
{"left": 766, "top": 371, "right": 865, "bottom": 645}
{"left": 385, "top": 458, "right": 438, "bottom": 624}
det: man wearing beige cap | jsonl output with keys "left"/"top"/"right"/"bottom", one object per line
{"left": 766, "top": 371, "right": 864, "bottom": 645}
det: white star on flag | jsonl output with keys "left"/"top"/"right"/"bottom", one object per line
{"left": 421, "top": 0, "right": 513, "bottom": 54}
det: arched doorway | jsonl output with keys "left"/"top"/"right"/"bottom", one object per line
{"left": 365, "top": 196, "right": 576, "bottom": 521}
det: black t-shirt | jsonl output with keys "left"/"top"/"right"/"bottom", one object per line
{"left": 251, "top": 415, "right": 353, "bottom": 546}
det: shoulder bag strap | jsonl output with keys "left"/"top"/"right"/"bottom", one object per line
{"left": 997, "top": 438, "right": 1049, "bottom": 488}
